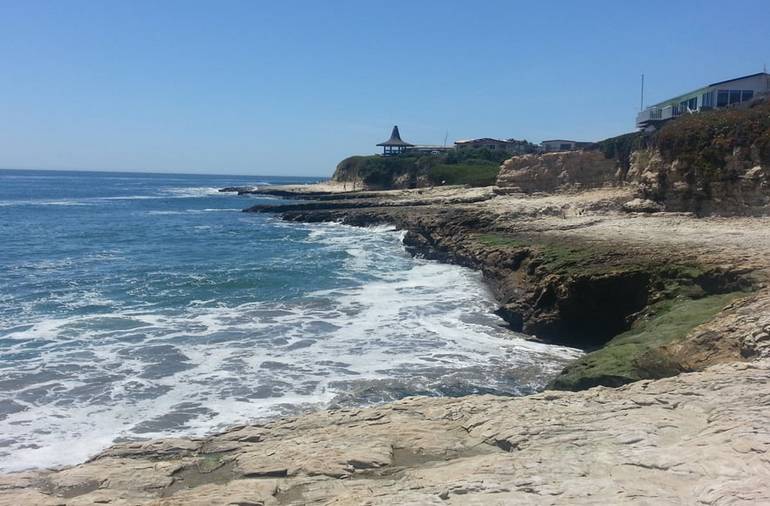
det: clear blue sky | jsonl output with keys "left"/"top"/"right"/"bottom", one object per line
{"left": 1, "top": 0, "right": 768, "bottom": 176}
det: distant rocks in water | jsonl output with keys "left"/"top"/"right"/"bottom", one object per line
{"left": 219, "top": 186, "right": 256, "bottom": 194}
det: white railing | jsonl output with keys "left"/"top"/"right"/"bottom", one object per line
{"left": 636, "top": 108, "right": 662, "bottom": 125}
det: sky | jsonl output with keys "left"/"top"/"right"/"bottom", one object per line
{"left": 0, "top": 1, "right": 768, "bottom": 177}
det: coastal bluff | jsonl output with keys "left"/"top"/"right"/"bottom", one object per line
{"left": 496, "top": 150, "right": 619, "bottom": 193}
{"left": 496, "top": 100, "right": 770, "bottom": 216}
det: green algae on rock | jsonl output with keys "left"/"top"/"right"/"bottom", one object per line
{"left": 550, "top": 292, "right": 746, "bottom": 390}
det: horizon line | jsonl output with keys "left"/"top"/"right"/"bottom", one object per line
{"left": 0, "top": 166, "right": 329, "bottom": 179}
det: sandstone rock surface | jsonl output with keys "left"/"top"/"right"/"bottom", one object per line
{"left": 627, "top": 147, "right": 770, "bottom": 216}
{"left": 496, "top": 151, "right": 619, "bottom": 193}
{"left": 1, "top": 360, "right": 768, "bottom": 505}
{"left": 622, "top": 197, "right": 664, "bottom": 213}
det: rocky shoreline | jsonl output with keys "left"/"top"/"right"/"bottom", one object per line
{"left": 3, "top": 184, "right": 770, "bottom": 505}
{"left": 5, "top": 359, "right": 769, "bottom": 505}
{"left": 242, "top": 185, "right": 766, "bottom": 389}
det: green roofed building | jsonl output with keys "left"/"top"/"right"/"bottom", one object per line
{"left": 636, "top": 72, "right": 770, "bottom": 130}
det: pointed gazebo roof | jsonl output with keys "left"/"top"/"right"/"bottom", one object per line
{"left": 377, "top": 125, "right": 414, "bottom": 147}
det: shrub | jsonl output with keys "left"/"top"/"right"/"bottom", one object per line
{"left": 427, "top": 163, "right": 500, "bottom": 187}
{"left": 655, "top": 101, "right": 770, "bottom": 173}
{"left": 590, "top": 131, "right": 648, "bottom": 170}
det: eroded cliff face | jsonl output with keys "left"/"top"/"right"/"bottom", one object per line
{"left": 496, "top": 150, "right": 620, "bottom": 193}
{"left": 627, "top": 147, "right": 770, "bottom": 215}
{"left": 496, "top": 147, "right": 770, "bottom": 216}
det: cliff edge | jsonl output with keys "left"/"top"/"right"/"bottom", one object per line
{"left": 496, "top": 100, "right": 770, "bottom": 216}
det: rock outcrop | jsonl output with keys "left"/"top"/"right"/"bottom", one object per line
{"left": 218, "top": 186, "right": 255, "bottom": 193}
{"left": 627, "top": 147, "right": 770, "bottom": 216}
{"left": 495, "top": 146, "right": 770, "bottom": 216}
{"left": 496, "top": 150, "right": 619, "bottom": 193}
{"left": 495, "top": 102, "right": 770, "bottom": 215}
{"left": 621, "top": 197, "right": 664, "bottom": 213}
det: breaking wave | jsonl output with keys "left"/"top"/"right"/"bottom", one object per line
{"left": 0, "top": 170, "right": 580, "bottom": 472}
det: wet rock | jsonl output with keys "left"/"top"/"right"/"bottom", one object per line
{"left": 218, "top": 186, "right": 255, "bottom": 193}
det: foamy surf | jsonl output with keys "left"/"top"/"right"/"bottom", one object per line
{"left": 0, "top": 170, "right": 580, "bottom": 473}
{"left": 0, "top": 222, "right": 580, "bottom": 472}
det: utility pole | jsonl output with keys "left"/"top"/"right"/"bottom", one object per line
{"left": 640, "top": 73, "right": 645, "bottom": 112}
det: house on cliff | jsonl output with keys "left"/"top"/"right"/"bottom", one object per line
{"left": 455, "top": 138, "right": 533, "bottom": 154}
{"left": 636, "top": 72, "right": 770, "bottom": 130}
{"left": 540, "top": 139, "right": 592, "bottom": 152}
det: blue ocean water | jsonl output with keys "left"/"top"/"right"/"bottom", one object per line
{"left": 0, "top": 169, "right": 580, "bottom": 472}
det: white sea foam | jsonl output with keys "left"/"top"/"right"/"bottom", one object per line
{"left": 96, "top": 195, "right": 165, "bottom": 201}
{"left": 93, "top": 187, "right": 229, "bottom": 201}
{"left": 0, "top": 199, "right": 93, "bottom": 207}
{"left": 0, "top": 222, "right": 582, "bottom": 472}
{"left": 162, "top": 187, "right": 223, "bottom": 198}
{"left": 0, "top": 189, "right": 224, "bottom": 207}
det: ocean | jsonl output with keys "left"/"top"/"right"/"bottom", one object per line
{"left": 0, "top": 169, "right": 581, "bottom": 472}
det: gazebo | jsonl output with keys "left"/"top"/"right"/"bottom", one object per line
{"left": 377, "top": 125, "right": 413, "bottom": 156}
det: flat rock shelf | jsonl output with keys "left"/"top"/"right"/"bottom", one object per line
{"left": 2, "top": 360, "right": 769, "bottom": 505}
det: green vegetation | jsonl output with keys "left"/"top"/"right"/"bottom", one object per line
{"left": 428, "top": 163, "right": 500, "bottom": 186}
{"left": 332, "top": 145, "right": 537, "bottom": 189}
{"left": 590, "top": 131, "right": 647, "bottom": 170}
{"left": 550, "top": 292, "right": 743, "bottom": 390}
{"left": 592, "top": 100, "right": 770, "bottom": 178}
{"left": 655, "top": 100, "right": 770, "bottom": 172}
{"left": 475, "top": 232, "right": 753, "bottom": 390}
{"left": 477, "top": 233, "right": 653, "bottom": 276}
{"left": 333, "top": 155, "right": 425, "bottom": 189}
{"left": 476, "top": 233, "right": 529, "bottom": 248}
{"left": 478, "top": 233, "right": 712, "bottom": 284}
{"left": 444, "top": 147, "right": 521, "bottom": 165}
{"left": 196, "top": 453, "right": 226, "bottom": 473}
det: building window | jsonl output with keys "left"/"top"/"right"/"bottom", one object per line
{"left": 742, "top": 90, "right": 754, "bottom": 102}
{"left": 560, "top": 143, "right": 571, "bottom": 150}
{"left": 701, "top": 91, "right": 714, "bottom": 108}
{"left": 729, "top": 90, "right": 741, "bottom": 104}
{"left": 688, "top": 97, "right": 697, "bottom": 110}
{"left": 717, "top": 90, "right": 729, "bottom": 107}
